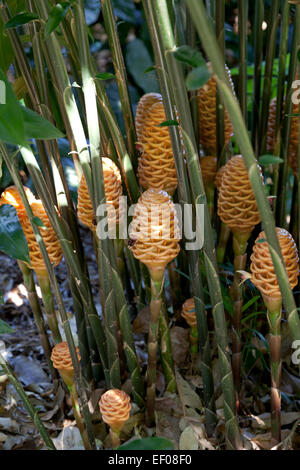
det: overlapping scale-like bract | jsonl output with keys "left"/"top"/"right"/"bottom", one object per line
{"left": 135, "top": 92, "right": 162, "bottom": 141}
{"left": 77, "top": 157, "right": 123, "bottom": 232}
{"left": 99, "top": 389, "right": 131, "bottom": 433}
{"left": 51, "top": 341, "right": 81, "bottom": 387}
{"left": 197, "top": 64, "right": 234, "bottom": 153}
{"left": 129, "top": 188, "right": 181, "bottom": 272}
{"left": 181, "top": 298, "right": 197, "bottom": 328}
{"left": 217, "top": 155, "right": 262, "bottom": 233}
{"left": 0, "top": 186, "right": 62, "bottom": 272}
{"left": 137, "top": 101, "right": 178, "bottom": 195}
{"left": 250, "top": 228, "right": 299, "bottom": 298}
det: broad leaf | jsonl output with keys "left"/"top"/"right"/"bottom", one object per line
{"left": 0, "top": 204, "right": 30, "bottom": 263}
{"left": 22, "top": 106, "right": 65, "bottom": 141}
{"left": 174, "top": 45, "right": 205, "bottom": 68}
{"left": 5, "top": 12, "right": 39, "bottom": 29}
{"left": 0, "top": 70, "right": 25, "bottom": 145}
{"left": 125, "top": 39, "right": 159, "bottom": 93}
{"left": 0, "top": 318, "right": 15, "bottom": 334}
{"left": 186, "top": 64, "right": 211, "bottom": 90}
{"left": 113, "top": 0, "right": 136, "bottom": 24}
{"left": 44, "top": 3, "right": 70, "bottom": 37}
{"left": 259, "top": 154, "right": 283, "bottom": 166}
{"left": 84, "top": 0, "right": 101, "bottom": 25}
{"left": 117, "top": 437, "right": 174, "bottom": 450}
{"left": 0, "top": 19, "right": 14, "bottom": 72}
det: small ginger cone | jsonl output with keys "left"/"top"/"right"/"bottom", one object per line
{"left": 181, "top": 298, "right": 198, "bottom": 355}
{"left": 250, "top": 228, "right": 299, "bottom": 444}
{"left": 267, "top": 97, "right": 299, "bottom": 177}
{"left": 99, "top": 389, "right": 131, "bottom": 448}
{"left": 200, "top": 156, "right": 217, "bottom": 220}
{"left": 197, "top": 64, "right": 234, "bottom": 154}
{"left": 137, "top": 101, "right": 178, "bottom": 195}
{"left": 218, "top": 155, "right": 262, "bottom": 397}
{"left": 51, "top": 341, "right": 81, "bottom": 388}
{"left": 135, "top": 92, "right": 162, "bottom": 142}
{"left": 129, "top": 188, "right": 181, "bottom": 424}
{"left": 77, "top": 157, "right": 123, "bottom": 234}
{"left": 0, "top": 186, "right": 63, "bottom": 344}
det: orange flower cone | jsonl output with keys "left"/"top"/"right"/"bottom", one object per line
{"left": 77, "top": 157, "right": 123, "bottom": 233}
{"left": 214, "top": 164, "right": 226, "bottom": 190}
{"left": 197, "top": 64, "right": 234, "bottom": 154}
{"left": 250, "top": 228, "right": 299, "bottom": 444}
{"left": 0, "top": 186, "right": 62, "bottom": 273}
{"left": 51, "top": 341, "right": 81, "bottom": 388}
{"left": 99, "top": 389, "right": 131, "bottom": 447}
{"left": 135, "top": 92, "right": 162, "bottom": 142}
{"left": 137, "top": 101, "right": 178, "bottom": 195}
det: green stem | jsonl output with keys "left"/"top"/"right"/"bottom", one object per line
{"left": 35, "top": 270, "right": 62, "bottom": 345}
{"left": 146, "top": 271, "right": 164, "bottom": 426}
{"left": 231, "top": 231, "right": 251, "bottom": 397}
{"left": 0, "top": 351, "right": 56, "bottom": 450}
{"left": 215, "top": 0, "right": 225, "bottom": 161}
{"left": 217, "top": 223, "right": 231, "bottom": 264}
{"left": 251, "top": 0, "right": 264, "bottom": 155}
{"left": 264, "top": 296, "right": 282, "bottom": 444}
{"left": 100, "top": 0, "right": 137, "bottom": 169}
{"left": 237, "top": 0, "right": 248, "bottom": 125}
{"left": 17, "top": 261, "right": 57, "bottom": 382}
{"left": 158, "top": 304, "right": 176, "bottom": 393}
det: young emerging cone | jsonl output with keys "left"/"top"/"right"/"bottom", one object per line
{"left": 129, "top": 188, "right": 181, "bottom": 277}
{"left": 250, "top": 228, "right": 299, "bottom": 299}
{"left": 197, "top": 64, "right": 234, "bottom": 153}
{"left": 51, "top": 341, "right": 81, "bottom": 387}
{"left": 99, "top": 389, "right": 131, "bottom": 433}
{"left": 0, "top": 186, "right": 62, "bottom": 272}
{"left": 137, "top": 102, "right": 178, "bottom": 195}
{"left": 217, "top": 155, "right": 262, "bottom": 234}
{"left": 181, "top": 298, "right": 197, "bottom": 328}
{"left": 77, "top": 157, "right": 123, "bottom": 232}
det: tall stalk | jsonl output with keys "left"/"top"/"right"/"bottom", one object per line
{"left": 143, "top": 0, "right": 218, "bottom": 439}
{"left": 215, "top": 0, "right": 225, "bottom": 162}
{"left": 238, "top": 0, "right": 248, "bottom": 124}
{"left": 186, "top": 0, "right": 300, "bottom": 346}
{"left": 100, "top": 0, "right": 137, "bottom": 169}
{"left": 251, "top": 0, "right": 264, "bottom": 155}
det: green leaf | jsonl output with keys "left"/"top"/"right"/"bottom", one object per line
{"left": 186, "top": 64, "right": 211, "bottom": 90}
{"left": 22, "top": 106, "right": 65, "bottom": 140}
{"left": 258, "top": 154, "right": 283, "bottom": 166}
{"left": 143, "top": 65, "right": 156, "bottom": 74}
{"left": 95, "top": 72, "right": 115, "bottom": 80}
{"left": 125, "top": 38, "right": 159, "bottom": 93}
{"left": 174, "top": 45, "right": 205, "bottom": 68}
{"left": 157, "top": 119, "right": 179, "bottom": 127}
{"left": 0, "top": 70, "right": 25, "bottom": 145}
{"left": 0, "top": 205, "right": 30, "bottom": 263}
{"left": 44, "top": 3, "right": 70, "bottom": 38}
{"left": 241, "top": 296, "right": 261, "bottom": 313}
{"left": 4, "top": 12, "right": 39, "bottom": 29}
{"left": 32, "top": 216, "right": 47, "bottom": 230}
{"left": 0, "top": 318, "right": 15, "bottom": 334}
{"left": 113, "top": 0, "right": 136, "bottom": 24}
{"left": 0, "top": 291, "right": 4, "bottom": 304}
{"left": 117, "top": 437, "right": 174, "bottom": 451}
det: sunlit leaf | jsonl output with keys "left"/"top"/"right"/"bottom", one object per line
{"left": 259, "top": 154, "right": 283, "bottom": 166}
{"left": 186, "top": 64, "right": 211, "bottom": 90}
{"left": 5, "top": 12, "right": 39, "bottom": 29}
{"left": 0, "top": 318, "right": 15, "bottom": 334}
{"left": 44, "top": 3, "right": 70, "bottom": 37}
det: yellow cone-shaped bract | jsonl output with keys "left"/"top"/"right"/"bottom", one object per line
{"left": 250, "top": 228, "right": 299, "bottom": 299}
{"left": 0, "top": 186, "right": 62, "bottom": 272}
{"left": 197, "top": 64, "right": 234, "bottom": 153}
{"left": 137, "top": 101, "right": 178, "bottom": 195}
{"left": 77, "top": 157, "right": 123, "bottom": 233}
{"left": 217, "top": 155, "right": 262, "bottom": 233}
{"left": 99, "top": 389, "right": 131, "bottom": 433}
{"left": 51, "top": 341, "right": 81, "bottom": 387}
{"left": 135, "top": 92, "right": 163, "bottom": 142}
{"left": 129, "top": 188, "right": 181, "bottom": 275}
